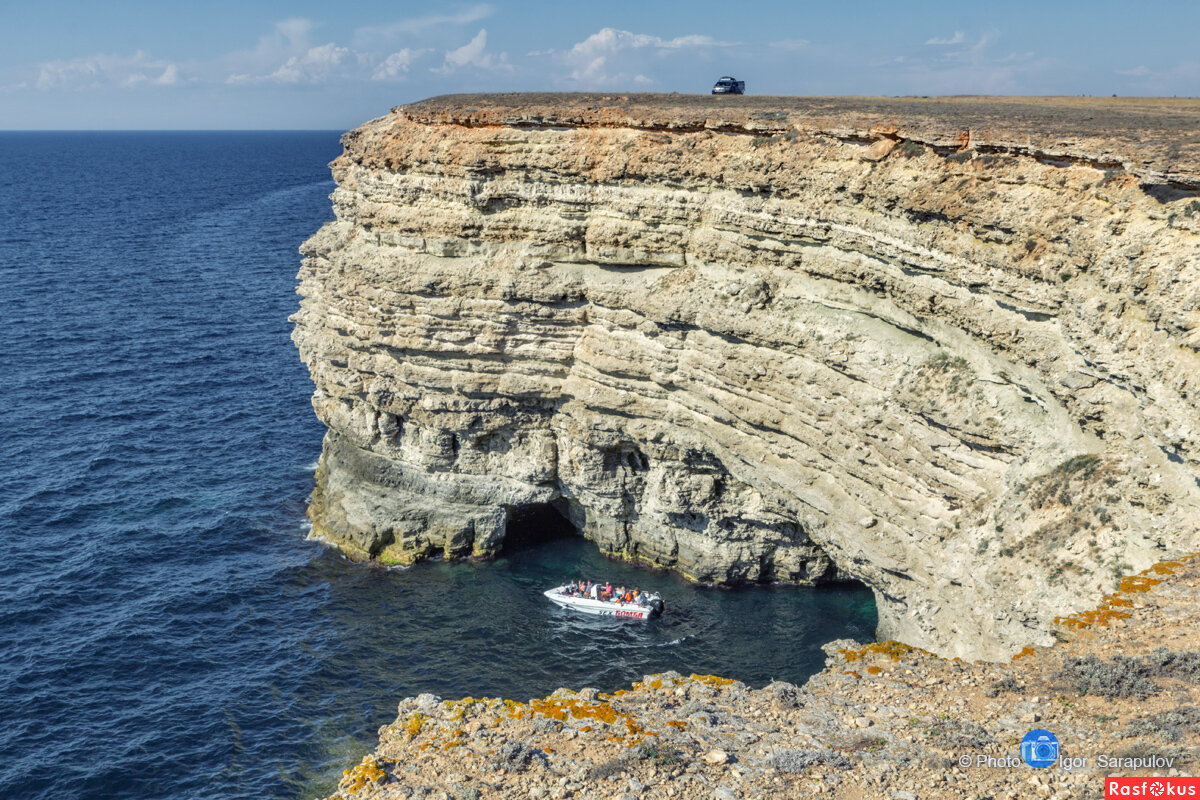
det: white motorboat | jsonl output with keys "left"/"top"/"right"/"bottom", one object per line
{"left": 544, "top": 585, "right": 664, "bottom": 620}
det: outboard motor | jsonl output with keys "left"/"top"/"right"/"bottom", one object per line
{"left": 649, "top": 596, "right": 664, "bottom": 617}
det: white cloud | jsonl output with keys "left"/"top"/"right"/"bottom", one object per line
{"left": 546, "top": 27, "right": 735, "bottom": 87}
{"left": 228, "top": 41, "right": 350, "bottom": 84}
{"left": 224, "top": 18, "right": 321, "bottom": 83}
{"left": 372, "top": 48, "right": 430, "bottom": 80}
{"left": 227, "top": 19, "right": 507, "bottom": 84}
{"left": 354, "top": 5, "right": 493, "bottom": 48}
{"left": 154, "top": 64, "right": 179, "bottom": 86}
{"left": 433, "top": 29, "right": 510, "bottom": 74}
{"left": 253, "top": 18, "right": 315, "bottom": 58}
{"left": 1111, "top": 61, "right": 1200, "bottom": 93}
{"left": 269, "top": 43, "right": 349, "bottom": 83}
{"left": 878, "top": 31, "right": 1053, "bottom": 95}
{"left": 925, "top": 31, "right": 966, "bottom": 46}
{"left": 33, "top": 51, "right": 180, "bottom": 91}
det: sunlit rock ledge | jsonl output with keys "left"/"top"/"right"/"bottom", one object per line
{"left": 293, "top": 94, "right": 1200, "bottom": 660}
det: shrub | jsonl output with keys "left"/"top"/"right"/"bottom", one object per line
{"left": 1143, "top": 647, "right": 1200, "bottom": 680}
{"left": 633, "top": 743, "right": 684, "bottom": 766}
{"left": 983, "top": 675, "right": 1021, "bottom": 697}
{"left": 920, "top": 716, "right": 992, "bottom": 748}
{"left": 845, "top": 736, "right": 888, "bottom": 753}
{"left": 769, "top": 748, "right": 853, "bottom": 772}
{"left": 897, "top": 140, "right": 926, "bottom": 159}
{"left": 1123, "top": 707, "right": 1200, "bottom": 742}
{"left": 1053, "top": 655, "right": 1158, "bottom": 699}
{"left": 1028, "top": 455, "right": 1107, "bottom": 508}
{"left": 493, "top": 742, "right": 538, "bottom": 772}
{"left": 585, "top": 758, "right": 626, "bottom": 781}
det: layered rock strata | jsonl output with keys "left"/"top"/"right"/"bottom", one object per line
{"left": 293, "top": 94, "right": 1200, "bottom": 659}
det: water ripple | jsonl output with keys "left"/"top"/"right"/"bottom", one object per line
{"left": 0, "top": 132, "right": 876, "bottom": 800}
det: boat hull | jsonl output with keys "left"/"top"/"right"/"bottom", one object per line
{"left": 544, "top": 588, "right": 662, "bottom": 620}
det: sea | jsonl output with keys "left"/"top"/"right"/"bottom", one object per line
{"left": 0, "top": 131, "right": 877, "bottom": 800}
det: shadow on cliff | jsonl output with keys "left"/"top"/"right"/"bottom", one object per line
{"left": 498, "top": 504, "right": 579, "bottom": 555}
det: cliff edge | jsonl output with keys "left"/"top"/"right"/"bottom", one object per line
{"left": 292, "top": 94, "right": 1200, "bottom": 660}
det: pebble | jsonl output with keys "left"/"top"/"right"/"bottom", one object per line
{"left": 703, "top": 750, "right": 729, "bottom": 766}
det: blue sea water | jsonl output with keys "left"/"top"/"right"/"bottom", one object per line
{"left": 0, "top": 132, "right": 877, "bottom": 800}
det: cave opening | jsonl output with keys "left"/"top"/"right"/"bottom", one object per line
{"left": 498, "top": 502, "right": 578, "bottom": 555}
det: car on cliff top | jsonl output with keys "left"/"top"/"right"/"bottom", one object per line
{"left": 711, "top": 76, "right": 745, "bottom": 95}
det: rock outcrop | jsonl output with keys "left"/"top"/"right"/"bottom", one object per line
{"left": 326, "top": 556, "right": 1200, "bottom": 800}
{"left": 293, "top": 94, "right": 1200, "bottom": 660}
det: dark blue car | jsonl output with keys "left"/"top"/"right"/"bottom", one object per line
{"left": 712, "top": 76, "right": 745, "bottom": 94}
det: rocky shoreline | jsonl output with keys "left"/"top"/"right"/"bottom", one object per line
{"left": 326, "top": 555, "right": 1200, "bottom": 800}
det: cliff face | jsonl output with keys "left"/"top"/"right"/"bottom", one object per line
{"left": 293, "top": 94, "right": 1200, "bottom": 660}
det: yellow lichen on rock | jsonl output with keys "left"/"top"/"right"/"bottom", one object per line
{"left": 404, "top": 712, "right": 427, "bottom": 740}
{"left": 839, "top": 641, "right": 917, "bottom": 663}
{"left": 1054, "top": 555, "right": 1197, "bottom": 630}
{"left": 688, "top": 674, "right": 735, "bottom": 687}
{"left": 337, "top": 755, "right": 386, "bottom": 795}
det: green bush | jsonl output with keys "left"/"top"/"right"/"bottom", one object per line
{"left": 633, "top": 743, "right": 684, "bottom": 766}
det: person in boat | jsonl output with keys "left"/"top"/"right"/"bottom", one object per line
{"left": 604, "top": 582, "right": 613, "bottom": 600}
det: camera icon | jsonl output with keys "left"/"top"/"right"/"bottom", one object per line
{"left": 1019, "top": 729, "right": 1060, "bottom": 768}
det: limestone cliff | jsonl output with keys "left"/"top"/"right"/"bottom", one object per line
{"left": 292, "top": 94, "right": 1200, "bottom": 660}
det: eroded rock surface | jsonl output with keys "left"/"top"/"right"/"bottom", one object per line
{"left": 292, "top": 94, "right": 1200, "bottom": 659}
{"left": 327, "top": 557, "right": 1200, "bottom": 800}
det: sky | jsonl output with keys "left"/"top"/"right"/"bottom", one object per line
{"left": 0, "top": 0, "right": 1196, "bottom": 129}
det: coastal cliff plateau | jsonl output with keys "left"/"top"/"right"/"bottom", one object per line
{"left": 292, "top": 94, "right": 1200, "bottom": 660}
